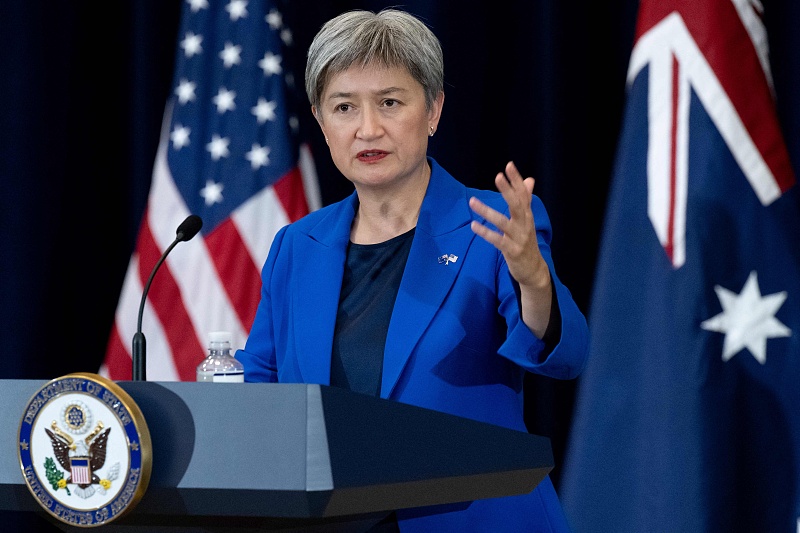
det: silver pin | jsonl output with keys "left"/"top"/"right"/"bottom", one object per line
{"left": 438, "top": 254, "right": 458, "bottom": 265}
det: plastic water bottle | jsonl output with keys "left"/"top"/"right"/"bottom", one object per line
{"left": 196, "top": 331, "right": 244, "bottom": 382}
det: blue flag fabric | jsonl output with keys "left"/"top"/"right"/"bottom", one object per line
{"left": 561, "top": 1, "right": 800, "bottom": 532}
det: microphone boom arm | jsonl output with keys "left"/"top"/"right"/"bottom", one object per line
{"left": 132, "top": 215, "right": 202, "bottom": 381}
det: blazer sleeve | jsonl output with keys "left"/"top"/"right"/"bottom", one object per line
{"left": 496, "top": 195, "right": 590, "bottom": 380}
{"left": 235, "top": 225, "right": 288, "bottom": 383}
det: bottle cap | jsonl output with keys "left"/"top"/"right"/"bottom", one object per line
{"left": 209, "top": 331, "right": 232, "bottom": 344}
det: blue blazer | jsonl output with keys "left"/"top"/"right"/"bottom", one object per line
{"left": 237, "top": 158, "right": 589, "bottom": 532}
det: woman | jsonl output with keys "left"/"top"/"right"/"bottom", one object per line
{"left": 236, "top": 8, "right": 589, "bottom": 532}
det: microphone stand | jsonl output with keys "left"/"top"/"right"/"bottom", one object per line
{"left": 132, "top": 215, "right": 202, "bottom": 381}
{"left": 132, "top": 239, "right": 182, "bottom": 381}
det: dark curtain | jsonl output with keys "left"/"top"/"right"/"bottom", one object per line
{"left": 0, "top": 1, "right": 639, "bottom": 530}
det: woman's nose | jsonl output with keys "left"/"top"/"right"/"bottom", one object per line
{"left": 357, "top": 108, "right": 383, "bottom": 139}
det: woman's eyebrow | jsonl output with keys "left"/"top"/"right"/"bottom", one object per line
{"left": 326, "top": 86, "right": 408, "bottom": 100}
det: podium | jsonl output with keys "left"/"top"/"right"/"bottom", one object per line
{"left": 1, "top": 380, "right": 553, "bottom": 532}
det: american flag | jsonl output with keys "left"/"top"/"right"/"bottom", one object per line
{"left": 101, "top": 0, "right": 319, "bottom": 381}
{"left": 562, "top": 0, "right": 800, "bottom": 531}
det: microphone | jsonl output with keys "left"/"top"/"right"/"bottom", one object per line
{"left": 132, "top": 215, "right": 203, "bottom": 381}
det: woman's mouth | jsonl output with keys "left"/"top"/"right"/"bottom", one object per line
{"left": 356, "top": 150, "right": 388, "bottom": 162}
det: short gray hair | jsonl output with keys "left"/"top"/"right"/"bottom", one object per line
{"left": 305, "top": 9, "right": 444, "bottom": 112}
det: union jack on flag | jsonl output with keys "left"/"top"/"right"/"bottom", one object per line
{"left": 101, "top": 0, "right": 319, "bottom": 381}
{"left": 562, "top": 0, "right": 800, "bottom": 532}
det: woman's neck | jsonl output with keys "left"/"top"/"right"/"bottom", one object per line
{"left": 350, "top": 161, "right": 431, "bottom": 244}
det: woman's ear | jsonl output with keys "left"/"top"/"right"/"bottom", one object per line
{"left": 312, "top": 106, "right": 329, "bottom": 145}
{"left": 428, "top": 91, "right": 445, "bottom": 134}
{"left": 312, "top": 105, "right": 325, "bottom": 134}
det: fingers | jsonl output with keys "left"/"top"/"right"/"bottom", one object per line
{"left": 469, "top": 197, "right": 514, "bottom": 250}
{"left": 469, "top": 161, "right": 545, "bottom": 286}
{"left": 469, "top": 196, "right": 508, "bottom": 232}
{"left": 470, "top": 218, "right": 504, "bottom": 248}
{"left": 468, "top": 160, "right": 539, "bottom": 251}
{"left": 495, "top": 162, "right": 534, "bottom": 210}
{"left": 469, "top": 161, "right": 536, "bottom": 232}
{"left": 494, "top": 161, "right": 523, "bottom": 195}
{"left": 523, "top": 177, "right": 535, "bottom": 195}
{"left": 496, "top": 161, "right": 532, "bottom": 190}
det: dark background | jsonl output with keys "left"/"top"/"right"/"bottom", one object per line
{"left": 2, "top": 1, "right": 797, "bottom": 531}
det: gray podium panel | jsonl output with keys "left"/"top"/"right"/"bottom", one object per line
{"left": 1, "top": 380, "right": 553, "bottom": 532}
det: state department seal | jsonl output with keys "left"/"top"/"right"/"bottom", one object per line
{"left": 17, "top": 372, "right": 152, "bottom": 527}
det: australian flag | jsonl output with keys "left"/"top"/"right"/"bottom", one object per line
{"left": 561, "top": 1, "right": 800, "bottom": 532}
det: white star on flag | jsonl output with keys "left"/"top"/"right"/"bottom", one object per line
{"left": 199, "top": 179, "right": 224, "bottom": 206}
{"left": 245, "top": 143, "right": 270, "bottom": 169}
{"left": 212, "top": 88, "right": 236, "bottom": 113}
{"left": 187, "top": 0, "right": 208, "bottom": 13}
{"left": 175, "top": 79, "right": 196, "bottom": 104}
{"left": 181, "top": 32, "right": 203, "bottom": 57}
{"left": 700, "top": 270, "right": 791, "bottom": 364}
{"left": 225, "top": 0, "right": 248, "bottom": 22}
{"left": 170, "top": 125, "right": 190, "bottom": 150}
{"left": 258, "top": 52, "right": 282, "bottom": 76}
{"left": 266, "top": 9, "right": 282, "bottom": 30}
{"left": 219, "top": 42, "right": 242, "bottom": 68}
{"left": 206, "top": 134, "right": 230, "bottom": 160}
{"left": 251, "top": 97, "right": 277, "bottom": 123}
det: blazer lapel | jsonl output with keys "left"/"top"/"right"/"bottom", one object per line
{"left": 292, "top": 194, "right": 357, "bottom": 384}
{"left": 381, "top": 160, "right": 477, "bottom": 397}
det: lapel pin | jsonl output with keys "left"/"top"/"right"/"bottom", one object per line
{"left": 438, "top": 254, "right": 458, "bottom": 265}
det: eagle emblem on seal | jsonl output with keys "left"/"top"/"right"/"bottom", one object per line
{"left": 42, "top": 400, "right": 121, "bottom": 499}
{"left": 46, "top": 425, "right": 109, "bottom": 488}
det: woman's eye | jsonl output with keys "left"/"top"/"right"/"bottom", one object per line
{"left": 335, "top": 103, "right": 350, "bottom": 113}
{"left": 383, "top": 99, "right": 397, "bottom": 107}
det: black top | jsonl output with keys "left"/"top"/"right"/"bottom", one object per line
{"left": 329, "top": 228, "right": 415, "bottom": 396}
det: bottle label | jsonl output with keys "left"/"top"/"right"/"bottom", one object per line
{"left": 211, "top": 372, "right": 244, "bottom": 383}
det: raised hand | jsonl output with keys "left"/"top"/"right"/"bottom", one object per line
{"left": 468, "top": 161, "right": 552, "bottom": 337}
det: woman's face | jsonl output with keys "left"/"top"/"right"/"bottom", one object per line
{"left": 313, "top": 64, "right": 443, "bottom": 193}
